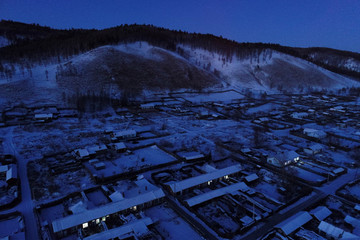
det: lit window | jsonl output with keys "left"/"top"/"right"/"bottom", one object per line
{"left": 132, "top": 206, "right": 137, "bottom": 211}
{"left": 82, "top": 223, "right": 88, "bottom": 228}
{"left": 207, "top": 180, "right": 212, "bottom": 185}
{"left": 96, "top": 219, "right": 100, "bottom": 224}
{"left": 224, "top": 175, "right": 229, "bottom": 179}
{"left": 102, "top": 217, "right": 106, "bottom": 222}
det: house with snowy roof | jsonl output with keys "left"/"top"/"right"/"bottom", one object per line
{"left": 318, "top": 221, "right": 359, "bottom": 239}
{"left": 34, "top": 113, "right": 53, "bottom": 122}
{"left": 304, "top": 143, "right": 323, "bottom": 155}
{"left": 309, "top": 206, "right": 332, "bottom": 222}
{"left": 6, "top": 164, "right": 17, "bottom": 186}
{"left": 267, "top": 150, "right": 300, "bottom": 167}
{"left": 165, "top": 164, "right": 242, "bottom": 195}
{"left": 275, "top": 211, "right": 312, "bottom": 236}
{"left": 73, "top": 148, "right": 90, "bottom": 160}
{"left": 111, "top": 130, "right": 136, "bottom": 140}
{"left": 303, "top": 128, "right": 327, "bottom": 139}
{"left": 112, "top": 142, "right": 127, "bottom": 152}
{"left": 51, "top": 181, "right": 164, "bottom": 238}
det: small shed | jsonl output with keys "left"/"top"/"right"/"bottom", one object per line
{"left": 6, "top": 166, "right": 17, "bottom": 185}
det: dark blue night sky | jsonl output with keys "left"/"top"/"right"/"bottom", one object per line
{"left": 1, "top": 0, "right": 359, "bottom": 52}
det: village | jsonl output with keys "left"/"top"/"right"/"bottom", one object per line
{"left": 0, "top": 89, "right": 360, "bottom": 240}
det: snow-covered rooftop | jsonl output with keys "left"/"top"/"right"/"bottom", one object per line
{"left": 83, "top": 217, "right": 153, "bottom": 240}
{"left": 51, "top": 188, "right": 164, "bottom": 233}
{"left": 165, "top": 164, "right": 242, "bottom": 194}
{"left": 245, "top": 173, "right": 259, "bottom": 183}
{"left": 185, "top": 182, "right": 249, "bottom": 207}
{"left": 309, "top": 206, "right": 332, "bottom": 221}
{"left": 275, "top": 211, "right": 312, "bottom": 235}
{"left": 318, "top": 221, "right": 358, "bottom": 239}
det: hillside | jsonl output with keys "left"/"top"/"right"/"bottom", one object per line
{"left": 1, "top": 21, "right": 360, "bottom": 79}
{"left": 0, "top": 21, "right": 360, "bottom": 108}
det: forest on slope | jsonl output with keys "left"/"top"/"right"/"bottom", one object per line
{"left": 1, "top": 20, "right": 360, "bottom": 80}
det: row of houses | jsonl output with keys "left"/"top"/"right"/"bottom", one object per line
{"left": 274, "top": 204, "right": 360, "bottom": 239}
{"left": 50, "top": 179, "right": 165, "bottom": 239}
{"left": 164, "top": 164, "right": 242, "bottom": 195}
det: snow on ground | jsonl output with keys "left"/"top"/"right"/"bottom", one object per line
{"left": 0, "top": 215, "right": 23, "bottom": 237}
{"left": 179, "top": 44, "right": 360, "bottom": 91}
{"left": 290, "top": 166, "right": 326, "bottom": 182}
{"left": 173, "top": 90, "right": 244, "bottom": 103}
{"left": 246, "top": 102, "right": 281, "bottom": 114}
{"left": 0, "top": 36, "right": 11, "bottom": 48}
{"left": 145, "top": 204, "right": 203, "bottom": 240}
{"left": 85, "top": 145, "right": 177, "bottom": 178}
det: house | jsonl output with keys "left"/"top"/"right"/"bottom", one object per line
{"left": 197, "top": 111, "right": 210, "bottom": 119}
{"left": 344, "top": 215, "right": 360, "bottom": 230}
{"left": 109, "top": 191, "right": 124, "bottom": 202}
{"left": 74, "top": 149, "right": 90, "bottom": 160}
{"left": 34, "top": 113, "right": 53, "bottom": 122}
{"left": 112, "top": 142, "right": 127, "bottom": 152}
{"left": 82, "top": 218, "right": 153, "bottom": 240}
{"left": 258, "top": 117, "right": 269, "bottom": 123}
{"left": 0, "top": 165, "right": 9, "bottom": 178}
{"left": 330, "top": 106, "right": 346, "bottom": 113}
{"left": 291, "top": 112, "right": 308, "bottom": 119}
{"left": 165, "top": 164, "right": 242, "bottom": 195}
{"left": 111, "top": 130, "right": 136, "bottom": 140}
{"left": 309, "top": 206, "right": 332, "bottom": 221}
{"left": 295, "top": 228, "right": 326, "bottom": 240}
{"left": 58, "top": 109, "right": 78, "bottom": 118}
{"left": 87, "top": 144, "right": 108, "bottom": 156}
{"left": 184, "top": 182, "right": 249, "bottom": 207}
{"left": 332, "top": 167, "right": 345, "bottom": 176}
{"left": 140, "top": 103, "right": 156, "bottom": 109}
{"left": 318, "top": 221, "right": 359, "bottom": 239}
{"left": 267, "top": 151, "right": 300, "bottom": 167}
{"left": 303, "top": 128, "right": 327, "bottom": 139}
{"left": 178, "top": 151, "right": 205, "bottom": 162}
{"left": 69, "top": 201, "right": 87, "bottom": 214}
{"left": 6, "top": 165, "right": 17, "bottom": 185}
{"left": 93, "top": 162, "right": 106, "bottom": 170}
{"left": 51, "top": 185, "right": 164, "bottom": 238}
{"left": 355, "top": 205, "right": 360, "bottom": 212}
{"left": 275, "top": 211, "right": 312, "bottom": 236}
{"left": 244, "top": 173, "right": 259, "bottom": 183}
{"left": 304, "top": 144, "right": 323, "bottom": 155}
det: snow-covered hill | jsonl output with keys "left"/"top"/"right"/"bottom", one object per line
{"left": 0, "top": 41, "right": 359, "bottom": 108}
{"left": 179, "top": 45, "right": 360, "bottom": 91}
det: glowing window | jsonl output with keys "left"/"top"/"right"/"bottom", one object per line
{"left": 82, "top": 223, "right": 88, "bottom": 228}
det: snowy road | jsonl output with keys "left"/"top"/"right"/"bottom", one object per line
{"left": 1, "top": 127, "right": 39, "bottom": 240}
